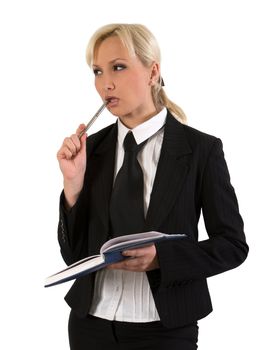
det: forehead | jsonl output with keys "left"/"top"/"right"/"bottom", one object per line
{"left": 93, "top": 36, "right": 132, "bottom": 65}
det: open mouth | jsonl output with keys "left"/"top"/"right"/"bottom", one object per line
{"left": 106, "top": 97, "right": 119, "bottom": 107}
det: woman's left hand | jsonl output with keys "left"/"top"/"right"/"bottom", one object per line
{"left": 107, "top": 244, "right": 159, "bottom": 272}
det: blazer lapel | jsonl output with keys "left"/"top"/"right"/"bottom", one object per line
{"left": 145, "top": 112, "right": 192, "bottom": 230}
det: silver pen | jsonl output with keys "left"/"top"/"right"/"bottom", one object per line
{"left": 78, "top": 101, "right": 108, "bottom": 138}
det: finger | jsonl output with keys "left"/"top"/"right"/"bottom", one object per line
{"left": 57, "top": 147, "right": 74, "bottom": 160}
{"left": 62, "top": 137, "right": 78, "bottom": 156}
{"left": 122, "top": 249, "right": 141, "bottom": 258}
{"left": 122, "top": 257, "right": 150, "bottom": 271}
{"left": 122, "top": 244, "right": 153, "bottom": 257}
{"left": 107, "top": 255, "right": 139, "bottom": 269}
{"left": 76, "top": 124, "right": 87, "bottom": 155}
{"left": 57, "top": 144, "right": 72, "bottom": 161}
{"left": 107, "top": 261, "right": 127, "bottom": 270}
{"left": 76, "top": 124, "right": 86, "bottom": 137}
{"left": 70, "top": 134, "right": 81, "bottom": 152}
{"left": 78, "top": 132, "right": 87, "bottom": 153}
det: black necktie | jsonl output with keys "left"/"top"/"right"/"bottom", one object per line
{"left": 109, "top": 131, "right": 147, "bottom": 237}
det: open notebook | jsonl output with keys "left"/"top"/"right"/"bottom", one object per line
{"left": 45, "top": 231, "right": 186, "bottom": 287}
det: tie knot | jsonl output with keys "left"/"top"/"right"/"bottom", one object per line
{"left": 123, "top": 131, "right": 148, "bottom": 155}
{"left": 123, "top": 132, "right": 139, "bottom": 153}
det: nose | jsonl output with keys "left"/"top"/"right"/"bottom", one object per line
{"left": 103, "top": 79, "right": 115, "bottom": 92}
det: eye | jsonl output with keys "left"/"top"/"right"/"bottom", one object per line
{"left": 93, "top": 68, "right": 102, "bottom": 76}
{"left": 113, "top": 64, "right": 126, "bottom": 71}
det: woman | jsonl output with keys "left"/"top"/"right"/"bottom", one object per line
{"left": 57, "top": 23, "right": 248, "bottom": 350}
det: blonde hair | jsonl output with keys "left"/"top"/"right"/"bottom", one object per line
{"left": 86, "top": 23, "right": 187, "bottom": 124}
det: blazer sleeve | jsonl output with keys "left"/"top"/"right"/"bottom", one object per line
{"left": 155, "top": 138, "right": 249, "bottom": 286}
{"left": 57, "top": 186, "right": 90, "bottom": 266}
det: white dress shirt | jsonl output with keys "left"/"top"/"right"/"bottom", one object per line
{"left": 89, "top": 108, "right": 167, "bottom": 322}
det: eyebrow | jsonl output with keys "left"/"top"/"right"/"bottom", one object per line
{"left": 92, "top": 57, "right": 128, "bottom": 68}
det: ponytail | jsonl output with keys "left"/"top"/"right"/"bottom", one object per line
{"left": 152, "top": 81, "right": 187, "bottom": 124}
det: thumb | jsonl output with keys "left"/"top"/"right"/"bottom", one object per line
{"left": 80, "top": 132, "right": 87, "bottom": 150}
{"left": 76, "top": 123, "right": 86, "bottom": 137}
{"left": 76, "top": 123, "right": 87, "bottom": 155}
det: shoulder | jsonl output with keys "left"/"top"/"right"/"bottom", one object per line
{"left": 183, "top": 124, "right": 224, "bottom": 171}
{"left": 166, "top": 111, "right": 222, "bottom": 157}
{"left": 182, "top": 123, "right": 221, "bottom": 151}
{"left": 164, "top": 113, "right": 224, "bottom": 168}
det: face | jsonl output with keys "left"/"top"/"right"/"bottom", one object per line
{"left": 92, "top": 36, "right": 159, "bottom": 128}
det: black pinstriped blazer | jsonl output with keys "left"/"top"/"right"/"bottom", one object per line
{"left": 58, "top": 110, "right": 248, "bottom": 328}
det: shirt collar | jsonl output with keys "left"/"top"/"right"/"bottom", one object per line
{"left": 117, "top": 107, "right": 167, "bottom": 146}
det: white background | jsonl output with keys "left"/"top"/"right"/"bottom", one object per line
{"left": 0, "top": 0, "right": 270, "bottom": 348}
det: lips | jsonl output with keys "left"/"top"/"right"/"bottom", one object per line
{"left": 105, "top": 96, "right": 119, "bottom": 107}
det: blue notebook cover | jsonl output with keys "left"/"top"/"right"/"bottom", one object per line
{"left": 45, "top": 231, "right": 186, "bottom": 287}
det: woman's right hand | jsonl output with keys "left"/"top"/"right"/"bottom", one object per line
{"left": 57, "top": 124, "right": 87, "bottom": 208}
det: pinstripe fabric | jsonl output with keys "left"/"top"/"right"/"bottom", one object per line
{"left": 58, "top": 110, "right": 248, "bottom": 328}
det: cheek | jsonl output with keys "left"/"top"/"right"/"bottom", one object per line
{"left": 94, "top": 79, "right": 102, "bottom": 94}
{"left": 135, "top": 70, "right": 151, "bottom": 90}
{"left": 132, "top": 77, "right": 151, "bottom": 97}
{"left": 123, "top": 71, "right": 146, "bottom": 88}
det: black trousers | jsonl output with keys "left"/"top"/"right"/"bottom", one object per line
{"left": 69, "top": 311, "right": 198, "bottom": 350}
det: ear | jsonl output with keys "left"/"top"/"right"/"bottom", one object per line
{"left": 149, "top": 62, "right": 160, "bottom": 86}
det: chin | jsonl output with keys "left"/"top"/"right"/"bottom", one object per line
{"left": 108, "top": 108, "right": 120, "bottom": 117}
{"left": 109, "top": 106, "right": 132, "bottom": 118}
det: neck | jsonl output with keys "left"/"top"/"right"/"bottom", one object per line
{"left": 119, "top": 106, "right": 161, "bottom": 129}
